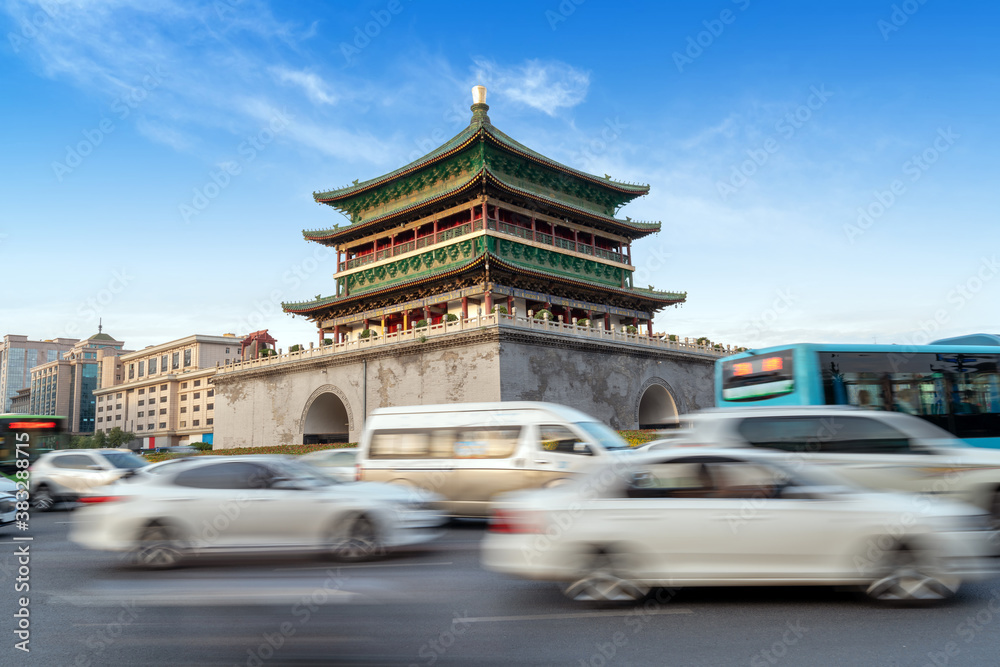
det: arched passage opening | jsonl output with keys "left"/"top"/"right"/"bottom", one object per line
{"left": 303, "top": 392, "right": 351, "bottom": 445}
{"left": 637, "top": 384, "right": 679, "bottom": 429}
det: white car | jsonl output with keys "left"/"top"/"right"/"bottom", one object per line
{"left": 300, "top": 447, "right": 359, "bottom": 482}
{"left": 29, "top": 449, "right": 148, "bottom": 510}
{"left": 0, "top": 491, "right": 15, "bottom": 531}
{"left": 70, "top": 455, "right": 445, "bottom": 568}
{"left": 482, "top": 449, "right": 999, "bottom": 605}
{"left": 651, "top": 407, "right": 1000, "bottom": 525}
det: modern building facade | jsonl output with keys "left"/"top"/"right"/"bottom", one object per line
{"left": 0, "top": 335, "right": 78, "bottom": 412}
{"left": 29, "top": 331, "right": 126, "bottom": 434}
{"left": 93, "top": 334, "right": 242, "bottom": 449}
{"left": 9, "top": 388, "right": 31, "bottom": 414}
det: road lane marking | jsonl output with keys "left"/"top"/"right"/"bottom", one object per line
{"left": 462, "top": 609, "right": 694, "bottom": 623}
{"left": 272, "top": 560, "right": 454, "bottom": 571}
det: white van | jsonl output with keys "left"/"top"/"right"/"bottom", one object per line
{"left": 357, "top": 402, "right": 632, "bottom": 517}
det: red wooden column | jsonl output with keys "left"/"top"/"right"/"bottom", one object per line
{"left": 333, "top": 325, "right": 340, "bottom": 343}
{"left": 647, "top": 320, "right": 653, "bottom": 337}
{"left": 484, "top": 291, "right": 493, "bottom": 313}
{"left": 507, "top": 295, "right": 513, "bottom": 313}
{"left": 604, "top": 313, "right": 610, "bottom": 331}
{"left": 531, "top": 215, "right": 536, "bottom": 241}
{"left": 319, "top": 328, "right": 325, "bottom": 344}
{"left": 461, "top": 296, "right": 468, "bottom": 319}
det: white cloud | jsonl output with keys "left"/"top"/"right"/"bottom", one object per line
{"left": 472, "top": 58, "right": 589, "bottom": 116}
{"left": 270, "top": 67, "right": 337, "bottom": 106}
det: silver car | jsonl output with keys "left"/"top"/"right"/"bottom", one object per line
{"left": 656, "top": 406, "right": 1000, "bottom": 525}
{"left": 300, "top": 447, "right": 359, "bottom": 482}
{"left": 70, "top": 455, "right": 445, "bottom": 568}
{"left": 29, "top": 449, "right": 148, "bottom": 510}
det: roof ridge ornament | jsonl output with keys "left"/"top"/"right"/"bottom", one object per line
{"left": 470, "top": 85, "right": 490, "bottom": 126}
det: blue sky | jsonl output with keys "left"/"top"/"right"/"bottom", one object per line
{"left": 2, "top": 0, "right": 997, "bottom": 352}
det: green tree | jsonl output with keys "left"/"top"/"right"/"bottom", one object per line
{"left": 106, "top": 427, "right": 136, "bottom": 448}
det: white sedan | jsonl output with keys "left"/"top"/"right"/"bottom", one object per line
{"left": 70, "top": 455, "right": 445, "bottom": 568}
{"left": 481, "top": 449, "right": 999, "bottom": 605}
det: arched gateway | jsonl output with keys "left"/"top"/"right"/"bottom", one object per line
{"left": 300, "top": 385, "right": 353, "bottom": 445}
{"left": 637, "top": 379, "right": 680, "bottom": 429}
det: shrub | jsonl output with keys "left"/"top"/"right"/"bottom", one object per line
{"left": 414, "top": 319, "right": 428, "bottom": 329}
{"left": 696, "top": 336, "right": 711, "bottom": 346}
{"left": 288, "top": 344, "right": 301, "bottom": 353}
{"left": 534, "top": 309, "right": 552, "bottom": 320}
{"left": 358, "top": 329, "right": 372, "bottom": 339}
{"left": 444, "top": 313, "right": 459, "bottom": 322}
{"left": 625, "top": 325, "right": 638, "bottom": 335}
{"left": 321, "top": 338, "right": 333, "bottom": 346}
{"left": 191, "top": 442, "right": 213, "bottom": 451}
{"left": 668, "top": 334, "right": 678, "bottom": 342}
{"left": 491, "top": 305, "right": 508, "bottom": 315}
{"left": 577, "top": 318, "right": 590, "bottom": 327}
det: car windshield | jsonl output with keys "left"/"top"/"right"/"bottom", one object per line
{"left": 272, "top": 459, "right": 339, "bottom": 486}
{"left": 575, "top": 421, "right": 631, "bottom": 451}
{"left": 101, "top": 452, "right": 148, "bottom": 469}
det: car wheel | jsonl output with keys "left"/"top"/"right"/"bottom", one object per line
{"left": 563, "top": 549, "right": 650, "bottom": 604}
{"left": 326, "top": 515, "right": 382, "bottom": 562}
{"left": 865, "top": 543, "right": 960, "bottom": 604}
{"left": 31, "top": 485, "right": 54, "bottom": 512}
{"left": 133, "top": 523, "right": 185, "bottom": 569}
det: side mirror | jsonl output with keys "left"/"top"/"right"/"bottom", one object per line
{"left": 573, "top": 442, "right": 593, "bottom": 455}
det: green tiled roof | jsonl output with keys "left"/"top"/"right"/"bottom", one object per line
{"left": 303, "top": 166, "right": 660, "bottom": 245}
{"left": 313, "top": 111, "right": 648, "bottom": 204}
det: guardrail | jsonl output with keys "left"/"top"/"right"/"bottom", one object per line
{"left": 216, "top": 315, "right": 731, "bottom": 375}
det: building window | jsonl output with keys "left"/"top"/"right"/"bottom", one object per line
{"left": 207, "top": 403, "right": 214, "bottom": 410}
{"left": 147, "top": 423, "right": 154, "bottom": 431}
{"left": 180, "top": 421, "right": 186, "bottom": 427}
{"left": 128, "top": 364, "right": 134, "bottom": 379}
{"left": 137, "top": 425, "right": 143, "bottom": 431}
{"left": 159, "top": 423, "right": 166, "bottom": 429}
{"left": 194, "top": 380, "right": 201, "bottom": 387}
{"left": 97, "top": 417, "right": 103, "bottom": 423}
{"left": 117, "top": 392, "right": 122, "bottom": 399}
{"left": 138, "top": 361, "right": 144, "bottom": 377}
{"left": 161, "top": 356, "right": 168, "bottom": 373}
{"left": 181, "top": 395, "right": 187, "bottom": 401}
{"left": 160, "top": 409, "right": 166, "bottom": 415}
{"left": 180, "top": 407, "right": 187, "bottom": 413}
{"left": 116, "top": 404, "right": 122, "bottom": 410}
{"left": 138, "top": 400, "right": 144, "bottom": 406}
{"left": 160, "top": 397, "right": 167, "bottom": 403}
{"left": 148, "top": 386, "right": 155, "bottom": 393}
{"left": 139, "top": 388, "right": 144, "bottom": 395}
{"left": 193, "top": 405, "right": 200, "bottom": 412}
{"left": 161, "top": 384, "right": 167, "bottom": 390}
{"left": 172, "top": 352, "right": 179, "bottom": 369}
{"left": 184, "top": 349, "right": 192, "bottom": 367}
{"left": 193, "top": 420, "right": 200, "bottom": 427}
{"left": 149, "top": 358, "right": 157, "bottom": 374}
{"left": 225, "top": 347, "right": 230, "bottom": 354}
{"left": 207, "top": 418, "right": 213, "bottom": 425}
{"left": 194, "top": 392, "right": 200, "bottom": 399}
{"left": 116, "top": 415, "right": 121, "bottom": 420}
{"left": 207, "top": 389, "right": 214, "bottom": 397}
{"left": 138, "top": 411, "right": 144, "bottom": 418}
{"left": 98, "top": 396, "right": 103, "bottom": 402}
{"left": 181, "top": 382, "right": 187, "bottom": 389}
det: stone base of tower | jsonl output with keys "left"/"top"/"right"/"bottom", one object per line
{"left": 210, "top": 324, "right": 717, "bottom": 449}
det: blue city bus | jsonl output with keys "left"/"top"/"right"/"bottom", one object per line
{"left": 714, "top": 338, "right": 1000, "bottom": 448}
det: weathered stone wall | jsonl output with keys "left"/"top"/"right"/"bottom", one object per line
{"left": 212, "top": 331, "right": 502, "bottom": 448}
{"left": 212, "top": 328, "right": 715, "bottom": 448}
{"left": 497, "top": 331, "right": 715, "bottom": 429}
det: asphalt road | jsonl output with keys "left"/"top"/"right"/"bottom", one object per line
{"left": 3, "top": 511, "right": 1000, "bottom": 666}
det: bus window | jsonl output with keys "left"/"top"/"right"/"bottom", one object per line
{"left": 720, "top": 349, "right": 795, "bottom": 402}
